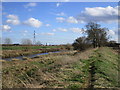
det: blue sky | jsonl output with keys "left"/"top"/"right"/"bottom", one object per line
{"left": 2, "top": 2, "right": 118, "bottom": 45}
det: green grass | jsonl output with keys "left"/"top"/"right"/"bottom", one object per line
{"left": 86, "top": 47, "right": 119, "bottom": 88}
{"left": 67, "top": 84, "right": 81, "bottom": 90}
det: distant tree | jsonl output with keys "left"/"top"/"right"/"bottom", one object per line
{"left": 109, "top": 40, "right": 116, "bottom": 43}
{"left": 72, "top": 37, "right": 90, "bottom": 51}
{"left": 86, "top": 22, "right": 108, "bottom": 48}
{"left": 4, "top": 38, "right": 12, "bottom": 44}
{"left": 107, "top": 40, "right": 116, "bottom": 47}
{"left": 21, "top": 39, "right": 32, "bottom": 45}
{"left": 35, "top": 41, "right": 42, "bottom": 45}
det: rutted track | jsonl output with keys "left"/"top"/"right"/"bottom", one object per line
{"left": 84, "top": 47, "right": 119, "bottom": 88}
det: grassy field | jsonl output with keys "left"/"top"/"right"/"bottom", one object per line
{"left": 2, "top": 45, "right": 62, "bottom": 50}
{"left": 2, "top": 48, "right": 62, "bottom": 59}
{"left": 2, "top": 45, "right": 70, "bottom": 59}
{"left": 1, "top": 47, "right": 119, "bottom": 89}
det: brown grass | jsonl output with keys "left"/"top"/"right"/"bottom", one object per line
{"left": 2, "top": 49, "right": 95, "bottom": 88}
{"left": 2, "top": 48, "right": 62, "bottom": 59}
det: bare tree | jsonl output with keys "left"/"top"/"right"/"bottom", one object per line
{"left": 21, "top": 39, "right": 32, "bottom": 45}
{"left": 4, "top": 38, "right": 12, "bottom": 44}
{"left": 86, "top": 22, "right": 108, "bottom": 48}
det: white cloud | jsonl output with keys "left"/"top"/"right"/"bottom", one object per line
{"left": 108, "top": 30, "right": 115, "bottom": 36}
{"left": 77, "top": 6, "right": 118, "bottom": 23}
{"left": 63, "top": 0, "right": 70, "bottom": 2}
{"left": 41, "top": 33, "right": 54, "bottom": 36}
{"left": 2, "top": 25, "right": 11, "bottom": 31}
{"left": 70, "top": 28, "right": 84, "bottom": 33}
{"left": 58, "top": 28, "right": 67, "bottom": 32}
{"left": 56, "top": 12, "right": 66, "bottom": 16}
{"left": 114, "top": 37, "right": 118, "bottom": 43}
{"left": 52, "top": 27, "right": 84, "bottom": 33}
{"left": 52, "top": 29, "right": 56, "bottom": 32}
{"left": 56, "top": 16, "right": 79, "bottom": 24}
{"left": 84, "top": 6, "right": 118, "bottom": 17}
{"left": 56, "top": 3, "right": 60, "bottom": 7}
{"left": 7, "top": 14, "right": 18, "bottom": 19}
{"left": 67, "top": 16, "right": 78, "bottom": 24}
{"left": 24, "top": 30, "right": 28, "bottom": 33}
{"left": 24, "top": 3, "right": 37, "bottom": 8}
{"left": 45, "top": 24, "right": 51, "bottom": 27}
{"left": 56, "top": 17, "right": 65, "bottom": 22}
{"left": 6, "top": 14, "right": 20, "bottom": 25}
{"left": 23, "top": 18, "right": 42, "bottom": 28}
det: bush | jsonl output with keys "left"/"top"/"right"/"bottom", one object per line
{"left": 72, "top": 37, "right": 91, "bottom": 51}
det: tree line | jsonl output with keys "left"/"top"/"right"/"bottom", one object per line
{"left": 72, "top": 22, "right": 116, "bottom": 51}
{"left": 2, "top": 38, "right": 42, "bottom": 45}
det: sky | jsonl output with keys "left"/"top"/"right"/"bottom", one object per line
{"left": 2, "top": 2, "right": 119, "bottom": 45}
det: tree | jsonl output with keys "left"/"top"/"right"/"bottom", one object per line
{"left": 107, "top": 40, "right": 116, "bottom": 47}
{"left": 21, "top": 39, "right": 32, "bottom": 45}
{"left": 86, "top": 22, "right": 108, "bottom": 48}
{"left": 72, "top": 37, "right": 90, "bottom": 51}
{"left": 4, "top": 38, "right": 12, "bottom": 44}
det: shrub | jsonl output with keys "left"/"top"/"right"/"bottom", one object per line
{"left": 72, "top": 37, "right": 91, "bottom": 51}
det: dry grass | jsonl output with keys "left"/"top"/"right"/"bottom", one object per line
{"left": 2, "top": 49, "right": 95, "bottom": 88}
{"left": 2, "top": 48, "right": 62, "bottom": 59}
{"left": 2, "top": 50, "right": 41, "bottom": 58}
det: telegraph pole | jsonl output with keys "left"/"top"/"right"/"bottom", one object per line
{"left": 33, "top": 30, "right": 36, "bottom": 45}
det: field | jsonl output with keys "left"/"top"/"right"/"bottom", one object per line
{"left": 2, "top": 45, "right": 62, "bottom": 50}
{"left": 1, "top": 45, "right": 70, "bottom": 59}
{"left": 1, "top": 47, "right": 119, "bottom": 89}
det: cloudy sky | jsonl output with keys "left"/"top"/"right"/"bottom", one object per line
{"left": 2, "top": 2, "right": 118, "bottom": 44}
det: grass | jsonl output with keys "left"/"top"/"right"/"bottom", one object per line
{"left": 67, "top": 84, "right": 81, "bottom": 90}
{"left": 84, "top": 47, "right": 119, "bottom": 88}
{"left": 2, "top": 49, "right": 93, "bottom": 88}
{"left": 2, "top": 45, "right": 61, "bottom": 50}
{"left": 2, "top": 48, "right": 62, "bottom": 59}
{"left": 2, "top": 47, "right": 119, "bottom": 88}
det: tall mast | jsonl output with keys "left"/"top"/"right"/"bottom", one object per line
{"left": 33, "top": 30, "right": 36, "bottom": 45}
